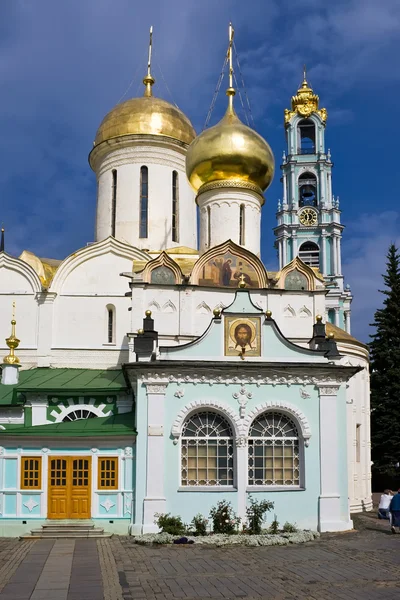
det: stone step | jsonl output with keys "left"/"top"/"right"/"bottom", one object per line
{"left": 41, "top": 524, "right": 96, "bottom": 531}
{"left": 20, "top": 533, "right": 113, "bottom": 539}
{"left": 30, "top": 527, "right": 106, "bottom": 537}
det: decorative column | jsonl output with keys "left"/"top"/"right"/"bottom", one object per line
{"left": 344, "top": 311, "right": 351, "bottom": 334}
{"left": 334, "top": 307, "right": 340, "bottom": 327}
{"left": 236, "top": 436, "right": 248, "bottom": 523}
{"left": 290, "top": 166, "right": 296, "bottom": 205}
{"left": 282, "top": 172, "right": 287, "bottom": 205}
{"left": 278, "top": 239, "right": 283, "bottom": 270}
{"left": 317, "top": 384, "right": 352, "bottom": 531}
{"left": 332, "top": 235, "right": 338, "bottom": 275}
{"left": 142, "top": 383, "right": 167, "bottom": 533}
{"left": 337, "top": 236, "right": 342, "bottom": 275}
{"left": 321, "top": 233, "right": 327, "bottom": 276}
{"left": 292, "top": 232, "right": 298, "bottom": 259}
{"left": 282, "top": 235, "right": 288, "bottom": 266}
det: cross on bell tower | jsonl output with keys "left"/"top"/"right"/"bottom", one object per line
{"left": 274, "top": 69, "right": 352, "bottom": 332}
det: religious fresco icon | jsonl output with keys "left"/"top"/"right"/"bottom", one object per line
{"left": 224, "top": 316, "right": 261, "bottom": 358}
{"left": 198, "top": 252, "right": 259, "bottom": 288}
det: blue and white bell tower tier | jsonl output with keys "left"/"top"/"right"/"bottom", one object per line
{"left": 274, "top": 71, "right": 352, "bottom": 332}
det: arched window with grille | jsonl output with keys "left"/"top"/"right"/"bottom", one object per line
{"left": 299, "top": 241, "right": 320, "bottom": 268}
{"left": 248, "top": 412, "right": 301, "bottom": 487}
{"left": 62, "top": 409, "right": 98, "bottom": 422}
{"left": 172, "top": 170, "right": 179, "bottom": 242}
{"left": 139, "top": 166, "right": 148, "bottom": 238}
{"left": 181, "top": 411, "right": 234, "bottom": 486}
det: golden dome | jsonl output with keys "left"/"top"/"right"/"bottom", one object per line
{"left": 186, "top": 104, "right": 274, "bottom": 194}
{"left": 94, "top": 76, "right": 196, "bottom": 147}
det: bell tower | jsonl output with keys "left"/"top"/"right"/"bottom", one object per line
{"left": 274, "top": 69, "right": 352, "bottom": 332}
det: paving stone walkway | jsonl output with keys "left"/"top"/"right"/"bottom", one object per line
{"left": 0, "top": 512, "right": 399, "bottom": 599}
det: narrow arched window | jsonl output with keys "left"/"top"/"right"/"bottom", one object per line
{"left": 239, "top": 204, "right": 245, "bottom": 245}
{"left": 248, "top": 412, "right": 300, "bottom": 487}
{"left": 172, "top": 171, "right": 179, "bottom": 242}
{"left": 298, "top": 119, "right": 315, "bottom": 154}
{"left": 299, "top": 241, "right": 320, "bottom": 268}
{"left": 207, "top": 206, "right": 211, "bottom": 247}
{"left": 181, "top": 411, "right": 234, "bottom": 486}
{"left": 111, "top": 170, "right": 117, "bottom": 236}
{"left": 139, "top": 166, "right": 148, "bottom": 238}
{"left": 106, "top": 305, "right": 115, "bottom": 344}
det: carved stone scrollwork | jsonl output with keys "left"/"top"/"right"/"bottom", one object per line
{"left": 235, "top": 436, "right": 248, "bottom": 448}
{"left": 317, "top": 385, "right": 340, "bottom": 396}
{"left": 146, "top": 384, "right": 168, "bottom": 395}
{"left": 232, "top": 387, "right": 253, "bottom": 418}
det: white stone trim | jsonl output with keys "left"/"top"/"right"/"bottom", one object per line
{"left": 171, "top": 399, "right": 243, "bottom": 439}
{"left": 243, "top": 401, "right": 311, "bottom": 446}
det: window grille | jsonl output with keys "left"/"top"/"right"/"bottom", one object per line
{"left": 172, "top": 170, "right": 179, "bottom": 242}
{"left": 111, "top": 169, "right": 117, "bottom": 236}
{"left": 62, "top": 409, "right": 97, "bottom": 422}
{"left": 248, "top": 412, "right": 300, "bottom": 486}
{"left": 181, "top": 411, "right": 234, "bottom": 486}
{"left": 98, "top": 458, "right": 118, "bottom": 489}
{"left": 299, "top": 241, "right": 320, "bottom": 268}
{"left": 21, "top": 457, "right": 42, "bottom": 489}
{"left": 140, "top": 166, "right": 148, "bottom": 238}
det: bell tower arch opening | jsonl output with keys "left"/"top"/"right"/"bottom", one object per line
{"left": 298, "top": 241, "right": 320, "bottom": 269}
{"left": 298, "top": 119, "right": 315, "bottom": 154}
{"left": 298, "top": 172, "right": 317, "bottom": 207}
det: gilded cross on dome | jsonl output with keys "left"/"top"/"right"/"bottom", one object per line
{"left": 284, "top": 66, "right": 327, "bottom": 124}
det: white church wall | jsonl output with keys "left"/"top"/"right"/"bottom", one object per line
{"left": 95, "top": 142, "right": 197, "bottom": 251}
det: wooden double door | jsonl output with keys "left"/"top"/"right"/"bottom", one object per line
{"left": 48, "top": 457, "right": 91, "bottom": 519}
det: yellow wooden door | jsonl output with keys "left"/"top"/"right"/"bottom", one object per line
{"left": 70, "top": 458, "right": 91, "bottom": 519}
{"left": 48, "top": 457, "right": 91, "bottom": 519}
{"left": 48, "top": 458, "right": 68, "bottom": 519}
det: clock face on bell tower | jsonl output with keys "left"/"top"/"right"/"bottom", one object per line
{"left": 299, "top": 208, "right": 318, "bottom": 226}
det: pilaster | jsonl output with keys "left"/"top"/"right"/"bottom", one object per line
{"left": 142, "top": 383, "right": 167, "bottom": 533}
{"left": 35, "top": 292, "right": 57, "bottom": 368}
{"left": 317, "top": 384, "right": 352, "bottom": 532}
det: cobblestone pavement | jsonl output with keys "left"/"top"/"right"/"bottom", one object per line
{"left": 0, "top": 513, "right": 399, "bottom": 600}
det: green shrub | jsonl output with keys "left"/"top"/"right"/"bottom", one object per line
{"left": 268, "top": 514, "right": 280, "bottom": 534}
{"left": 191, "top": 513, "right": 208, "bottom": 536}
{"left": 282, "top": 521, "right": 298, "bottom": 533}
{"left": 246, "top": 495, "right": 274, "bottom": 535}
{"left": 154, "top": 513, "right": 186, "bottom": 536}
{"left": 209, "top": 500, "right": 241, "bottom": 534}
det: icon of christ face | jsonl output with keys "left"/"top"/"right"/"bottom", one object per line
{"left": 234, "top": 323, "right": 252, "bottom": 348}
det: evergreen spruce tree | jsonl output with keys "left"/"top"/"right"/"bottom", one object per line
{"left": 369, "top": 244, "right": 400, "bottom": 477}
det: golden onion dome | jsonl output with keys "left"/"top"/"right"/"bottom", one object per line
{"left": 94, "top": 74, "right": 196, "bottom": 147}
{"left": 186, "top": 103, "right": 274, "bottom": 195}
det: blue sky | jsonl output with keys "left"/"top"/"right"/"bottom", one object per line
{"left": 1, "top": 0, "right": 399, "bottom": 342}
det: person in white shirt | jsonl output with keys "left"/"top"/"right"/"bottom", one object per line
{"left": 378, "top": 489, "right": 393, "bottom": 519}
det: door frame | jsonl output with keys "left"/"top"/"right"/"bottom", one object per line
{"left": 47, "top": 456, "right": 92, "bottom": 519}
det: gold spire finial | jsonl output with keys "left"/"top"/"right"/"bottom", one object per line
{"left": 143, "top": 25, "right": 155, "bottom": 97}
{"left": 238, "top": 273, "right": 246, "bottom": 288}
{"left": 226, "top": 22, "right": 236, "bottom": 111}
{"left": 3, "top": 301, "right": 20, "bottom": 365}
{"left": 303, "top": 64, "right": 307, "bottom": 84}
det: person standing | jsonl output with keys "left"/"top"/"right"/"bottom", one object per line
{"left": 389, "top": 489, "right": 400, "bottom": 534}
{"left": 378, "top": 489, "right": 392, "bottom": 519}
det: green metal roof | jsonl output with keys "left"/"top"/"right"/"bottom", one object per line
{"left": 0, "top": 413, "right": 136, "bottom": 437}
{"left": 0, "top": 368, "right": 128, "bottom": 405}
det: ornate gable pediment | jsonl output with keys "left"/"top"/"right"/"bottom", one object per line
{"left": 190, "top": 240, "right": 269, "bottom": 289}
{"left": 273, "top": 257, "right": 324, "bottom": 291}
{"left": 141, "top": 251, "right": 184, "bottom": 285}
